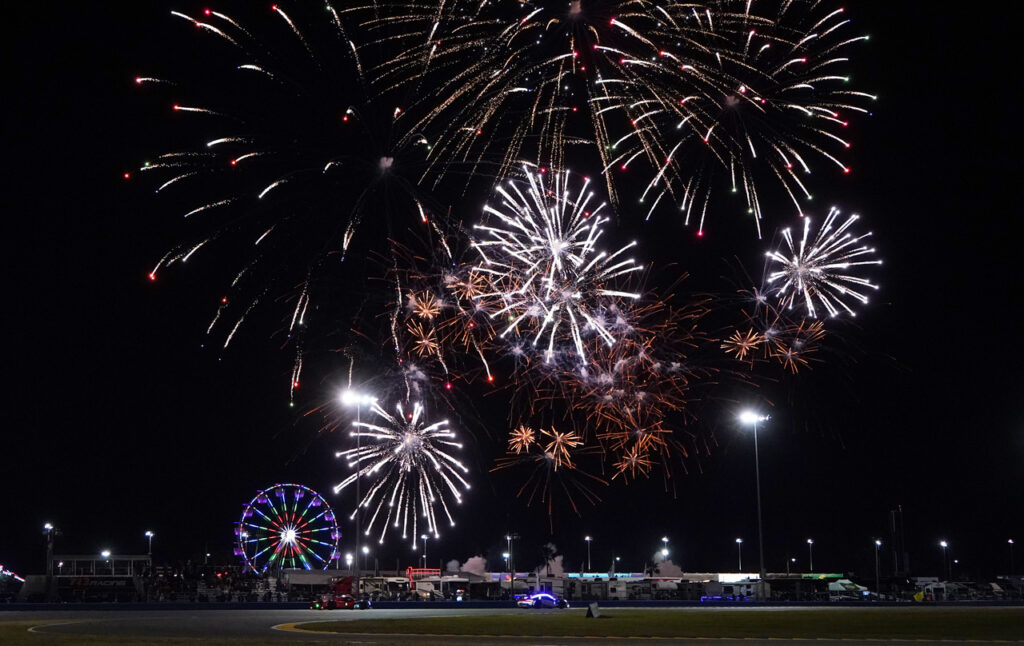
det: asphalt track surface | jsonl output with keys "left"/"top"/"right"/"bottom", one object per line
{"left": 9, "top": 607, "right": 1024, "bottom": 645}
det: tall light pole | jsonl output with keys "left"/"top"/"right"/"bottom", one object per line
{"left": 145, "top": 531, "right": 154, "bottom": 556}
{"left": 807, "top": 539, "right": 814, "bottom": 572}
{"left": 874, "top": 540, "right": 882, "bottom": 599}
{"left": 584, "top": 536, "right": 592, "bottom": 571}
{"left": 101, "top": 550, "right": 112, "bottom": 575}
{"left": 739, "top": 410, "right": 769, "bottom": 581}
{"left": 939, "top": 541, "right": 948, "bottom": 580}
{"left": 660, "top": 536, "right": 669, "bottom": 559}
{"left": 1009, "top": 539, "right": 1015, "bottom": 575}
{"left": 361, "top": 546, "right": 369, "bottom": 571}
{"left": 505, "top": 533, "right": 519, "bottom": 576}
{"left": 43, "top": 523, "right": 57, "bottom": 602}
{"left": 421, "top": 534, "right": 429, "bottom": 568}
{"left": 786, "top": 557, "right": 795, "bottom": 576}
{"left": 736, "top": 538, "right": 743, "bottom": 572}
{"left": 340, "top": 388, "right": 377, "bottom": 598}
{"left": 43, "top": 523, "right": 56, "bottom": 576}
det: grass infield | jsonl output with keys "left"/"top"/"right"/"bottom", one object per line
{"left": 299, "top": 607, "right": 1024, "bottom": 640}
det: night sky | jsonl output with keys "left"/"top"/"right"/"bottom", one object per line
{"left": 5, "top": 2, "right": 1021, "bottom": 583}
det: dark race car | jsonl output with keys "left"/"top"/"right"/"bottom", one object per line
{"left": 311, "top": 594, "right": 369, "bottom": 610}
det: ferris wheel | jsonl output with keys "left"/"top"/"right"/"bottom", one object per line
{"left": 234, "top": 483, "right": 340, "bottom": 574}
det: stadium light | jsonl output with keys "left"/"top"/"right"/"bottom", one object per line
{"left": 738, "top": 410, "right": 769, "bottom": 581}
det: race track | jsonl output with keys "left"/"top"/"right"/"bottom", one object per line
{"left": 7, "top": 606, "right": 1023, "bottom": 645}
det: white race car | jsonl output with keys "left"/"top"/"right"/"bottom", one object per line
{"left": 516, "top": 592, "right": 570, "bottom": 609}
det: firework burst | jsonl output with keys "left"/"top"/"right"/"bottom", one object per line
{"left": 721, "top": 328, "right": 763, "bottom": 362}
{"left": 137, "top": 1, "right": 889, "bottom": 533}
{"left": 136, "top": 3, "right": 448, "bottom": 397}
{"left": 766, "top": 207, "right": 882, "bottom": 318}
{"left": 508, "top": 424, "right": 537, "bottom": 454}
{"left": 369, "top": 0, "right": 873, "bottom": 234}
{"left": 540, "top": 427, "right": 583, "bottom": 471}
{"left": 600, "top": 1, "right": 877, "bottom": 233}
{"left": 767, "top": 318, "right": 825, "bottom": 373}
{"left": 721, "top": 281, "right": 828, "bottom": 374}
{"left": 334, "top": 400, "right": 470, "bottom": 545}
{"left": 379, "top": 227, "right": 498, "bottom": 394}
{"left": 471, "top": 166, "right": 642, "bottom": 364}
{"left": 612, "top": 443, "right": 654, "bottom": 482}
{"left": 492, "top": 423, "right": 606, "bottom": 529}
{"left": 566, "top": 286, "right": 717, "bottom": 434}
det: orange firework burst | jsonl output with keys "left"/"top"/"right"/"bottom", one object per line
{"left": 373, "top": 230, "right": 498, "bottom": 387}
{"left": 596, "top": 407, "right": 670, "bottom": 454}
{"left": 449, "top": 270, "right": 488, "bottom": 303}
{"left": 565, "top": 291, "right": 715, "bottom": 438}
{"left": 722, "top": 328, "right": 763, "bottom": 362}
{"left": 408, "top": 321, "right": 439, "bottom": 358}
{"left": 491, "top": 423, "right": 606, "bottom": 530}
{"left": 729, "top": 281, "right": 829, "bottom": 374}
{"left": 771, "top": 343, "right": 805, "bottom": 373}
{"left": 612, "top": 444, "right": 653, "bottom": 482}
{"left": 770, "top": 319, "right": 825, "bottom": 373}
{"left": 408, "top": 290, "right": 441, "bottom": 320}
{"left": 792, "top": 319, "right": 826, "bottom": 349}
{"left": 540, "top": 427, "right": 582, "bottom": 471}
{"left": 508, "top": 425, "right": 536, "bottom": 454}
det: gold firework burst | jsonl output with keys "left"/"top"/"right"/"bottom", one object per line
{"left": 597, "top": 410, "right": 669, "bottom": 454}
{"left": 408, "top": 321, "right": 439, "bottom": 357}
{"left": 613, "top": 444, "right": 653, "bottom": 481}
{"left": 541, "top": 427, "right": 582, "bottom": 471}
{"left": 508, "top": 425, "right": 536, "bottom": 454}
{"left": 771, "top": 342, "right": 808, "bottom": 373}
{"left": 771, "top": 319, "right": 825, "bottom": 373}
{"left": 451, "top": 270, "right": 488, "bottom": 302}
{"left": 721, "top": 328, "right": 763, "bottom": 361}
{"left": 408, "top": 291, "right": 441, "bottom": 320}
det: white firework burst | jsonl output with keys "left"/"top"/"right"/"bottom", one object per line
{"left": 334, "top": 401, "right": 469, "bottom": 545}
{"left": 765, "top": 207, "right": 882, "bottom": 318}
{"left": 471, "top": 166, "right": 643, "bottom": 363}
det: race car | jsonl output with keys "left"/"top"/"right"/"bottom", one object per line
{"left": 310, "top": 594, "right": 370, "bottom": 610}
{"left": 516, "top": 592, "right": 570, "bottom": 609}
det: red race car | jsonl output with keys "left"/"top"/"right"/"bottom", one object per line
{"left": 311, "top": 593, "right": 356, "bottom": 610}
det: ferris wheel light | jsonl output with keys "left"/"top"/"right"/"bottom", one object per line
{"left": 237, "top": 484, "right": 339, "bottom": 574}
